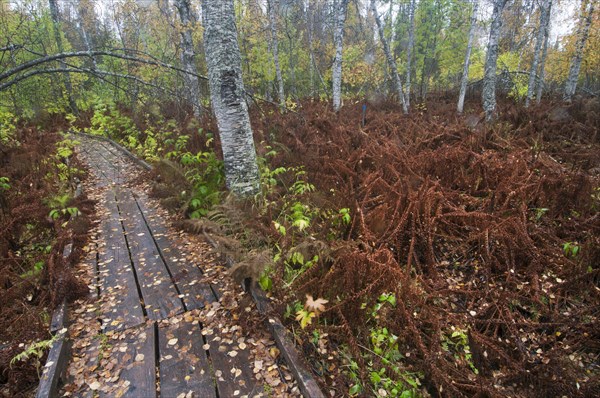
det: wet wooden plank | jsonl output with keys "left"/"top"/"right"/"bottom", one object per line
{"left": 206, "top": 332, "right": 262, "bottom": 397}
{"left": 98, "top": 190, "right": 145, "bottom": 331}
{"left": 134, "top": 192, "right": 217, "bottom": 310}
{"left": 158, "top": 320, "right": 216, "bottom": 398}
{"left": 115, "top": 189, "right": 185, "bottom": 320}
{"left": 36, "top": 331, "right": 70, "bottom": 398}
{"left": 99, "top": 324, "right": 157, "bottom": 398}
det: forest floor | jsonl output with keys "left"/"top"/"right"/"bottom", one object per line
{"left": 152, "top": 96, "right": 598, "bottom": 397}
{"left": 1, "top": 96, "right": 599, "bottom": 397}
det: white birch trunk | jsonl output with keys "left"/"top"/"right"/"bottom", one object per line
{"left": 564, "top": 0, "right": 594, "bottom": 102}
{"left": 306, "top": 1, "right": 315, "bottom": 97}
{"left": 49, "top": 0, "right": 78, "bottom": 114}
{"left": 457, "top": 0, "right": 479, "bottom": 114}
{"left": 332, "top": 0, "right": 349, "bottom": 112}
{"left": 174, "top": 0, "right": 202, "bottom": 117}
{"left": 525, "top": 0, "right": 550, "bottom": 107}
{"left": 536, "top": 0, "right": 552, "bottom": 104}
{"left": 482, "top": 0, "right": 508, "bottom": 122}
{"left": 267, "top": 0, "right": 285, "bottom": 108}
{"left": 202, "top": 0, "right": 260, "bottom": 196}
{"left": 405, "top": 0, "right": 416, "bottom": 109}
{"left": 75, "top": 0, "right": 97, "bottom": 71}
{"left": 371, "top": 0, "right": 407, "bottom": 114}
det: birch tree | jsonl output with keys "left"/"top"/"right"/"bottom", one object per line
{"left": 201, "top": 0, "right": 261, "bottom": 196}
{"left": 267, "top": 0, "right": 285, "bottom": 108}
{"left": 536, "top": 0, "right": 552, "bottom": 104}
{"left": 482, "top": 0, "right": 508, "bottom": 122}
{"left": 332, "top": 0, "right": 349, "bottom": 112}
{"left": 525, "top": 0, "right": 550, "bottom": 107}
{"left": 405, "top": 0, "right": 416, "bottom": 109}
{"left": 174, "top": 0, "right": 202, "bottom": 117}
{"left": 564, "top": 0, "right": 595, "bottom": 102}
{"left": 371, "top": 0, "right": 407, "bottom": 114}
{"left": 457, "top": 0, "right": 479, "bottom": 114}
{"left": 48, "top": 0, "right": 78, "bottom": 114}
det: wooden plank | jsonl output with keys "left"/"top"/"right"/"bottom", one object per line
{"left": 205, "top": 332, "right": 262, "bottom": 397}
{"left": 158, "top": 320, "right": 216, "bottom": 398}
{"left": 98, "top": 190, "right": 145, "bottom": 331}
{"left": 115, "top": 189, "right": 185, "bottom": 320}
{"left": 36, "top": 332, "right": 70, "bottom": 398}
{"left": 99, "top": 324, "right": 157, "bottom": 398}
{"left": 133, "top": 192, "right": 217, "bottom": 310}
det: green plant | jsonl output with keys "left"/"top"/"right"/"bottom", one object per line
{"left": 441, "top": 327, "right": 478, "bottom": 375}
{"left": 563, "top": 241, "right": 580, "bottom": 258}
{"left": 21, "top": 261, "right": 44, "bottom": 279}
{"left": 531, "top": 207, "right": 549, "bottom": 222}
{"left": 0, "top": 177, "right": 10, "bottom": 191}
{"left": 46, "top": 193, "right": 80, "bottom": 224}
{"left": 284, "top": 251, "right": 319, "bottom": 286}
{"left": 286, "top": 202, "right": 312, "bottom": 232}
{"left": 180, "top": 150, "right": 225, "bottom": 218}
{"left": 11, "top": 334, "right": 59, "bottom": 376}
{"left": 258, "top": 266, "right": 274, "bottom": 291}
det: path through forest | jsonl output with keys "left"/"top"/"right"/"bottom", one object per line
{"left": 60, "top": 136, "right": 299, "bottom": 397}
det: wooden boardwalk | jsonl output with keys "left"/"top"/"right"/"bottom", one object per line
{"left": 60, "top": 136, "right": 298, "bottom": 398}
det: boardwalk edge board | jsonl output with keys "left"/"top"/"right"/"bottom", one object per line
{"left": 69, "top": 134, "right": 326, "bottom": 398}
{"left": 36, "top": 228, "right": 77, "bottom": 397}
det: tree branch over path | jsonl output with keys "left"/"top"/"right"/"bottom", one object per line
{"left": 0, "top": 49, "right": 207, "bottom": 86}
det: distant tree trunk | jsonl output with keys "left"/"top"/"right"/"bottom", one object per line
{"left": 267, "top": 0, "right": 285, "bottom": 109}
{"left": 201, "top": 0, "right": 261, "bottom": 196}
{"left": 75, "top": 0, "right": 97, "bottom": 71}
{"left": 564, "top": 0, "right": 595, "bottom": 102}
{"left": 306, "top": 1, "right": 316, "bottom": 98}
{"left": 536, "top": 0, "right": 553, "bottom": 104}
{"left": 174, "top": 0, "right": 202, "bottom": 117}
{"left": 482, "top": 0, "right": 508, "bottom": 122}
{"left": 405, "top": 0, "right": 416, "bottom": 109}
{"left": 371, "top": 0, "right": 407, "bottom": 114}
{"left": 457, "top": 0, "right": 479, "bottom": 114}
{"left": 332, "top": 0, "right": 349, "bottom": 112}
{"left": 48, "top": 0, "right": 78, "bottom": 114}
{"left": 525, "top": 0, "right": 551, "bottom": 107}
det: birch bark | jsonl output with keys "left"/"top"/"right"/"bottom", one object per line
{"left": 371, "top": 0, "right": 407, "bottom": 114}
{"left": 174, "top": 0, "right": 202, "bottom": 117}
{"left": 564, "top": 0, "right": 595, "bottom": 102}
{"left": 482, "top": 0, "right": 508, "bottom": 122}
{"left": 525, "top": 0, "right": 550, "bottom": 107}
{"left": 457, "top": 0, "right": 479, "bottom": 114}
{"left": 267, "top": 0, "right": 285, "bottom": 108}
{"left": 332, "top": 0, "right": 349, "bottom": 112}
{"left": 201, "top": 0, "right": 261, "bottom": 196}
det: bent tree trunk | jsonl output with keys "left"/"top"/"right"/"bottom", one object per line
{"left": 371, "top": 0, "right": 407, "bottom": 114}
{"left": 201, "top": 0, "right": 261, "bottom": 196}
{"left": 332, "top": 0, "right": 349, "bottom": 112}
{"left": 457, "top": 0, "right": 479, "bottom": 114}
{"left": 525, "top": 0, "right": 551, "bottom": 107}
{"left": 482, "top": 0, "right": 508, "bottom": 122}
{"left": 48, "top": 0, "right": 78, "bottom": 114}
{"left": 564, "top": 0, "right": 595, "bottom": 102}
{"left": 174, "top": 0, "right": 202, "bottom": 117}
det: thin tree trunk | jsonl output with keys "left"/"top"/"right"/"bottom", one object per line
{"left": 525, "top": 0, "right": 550, "bottom": 107}
{"left": 482, "top": 0, "right": 508, "bottom": 122}
{"left": 174, "top": 0, "right": 202, "bottom": 117}
{"left": 371, "top": 0, "right": 407, "bottom": 114}
{"left": 75, "top": 0, "right": 97, "bottom": 71}
{"left": 267, "top": 0, "right": 285, "bottom": 109}
{"left": 306, "top": 1, "right": 315, "bottom": 98}
{"left": 332, "top": 0, "right": 349, "bottom": 112}
{"left": 48, "top": 0, "right": 78, "bottom": 114}
{"left": 201, "top": 0, "right": 260, "bottom": 196}
{"left": 457, "top": 0, "right": 479, "bottom": 114}
{"left": 564, "top": 0, "right": 594, "bottom": 102}
{"left": 405, "top": 0, "right": 416, "bottom": 109}
{"left": 536, "top": 0, "right": 553, "bottom": 104}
